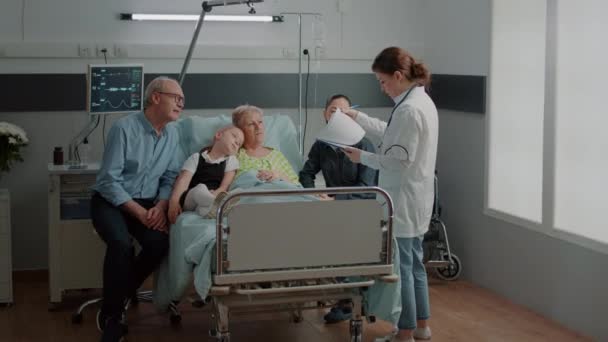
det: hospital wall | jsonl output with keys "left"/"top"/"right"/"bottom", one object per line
{"left": 2, "top": 0, "right": 606, "bottom": 340}
{"left": 424, "top": 0, "right": 608, "bottom": 341}
{"left": 0, "top": 0, "right": 422, "bottom": 270}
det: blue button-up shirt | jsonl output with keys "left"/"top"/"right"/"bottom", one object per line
{"left": 92, "top": 111, "right": 180, "bottom": 207}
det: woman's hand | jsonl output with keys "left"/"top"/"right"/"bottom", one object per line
{"left": 317, "top": 194, "right": 334, "bottom": 201}
{"left": 342, "top": 146, "right": 362, "bottom": 163}
{"left": 257, "top": 169, "right": 281, "bottom": 182}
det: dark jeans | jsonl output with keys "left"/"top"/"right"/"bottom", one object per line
{"left": 90, "top": 193, "right": 169, "bottom": 317}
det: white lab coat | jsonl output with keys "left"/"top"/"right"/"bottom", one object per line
{"left": 356, "top": 86, "right": 438, "bottom": 238}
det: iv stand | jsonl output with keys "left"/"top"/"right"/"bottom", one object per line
{"left": 178, "top": 0, "right": 264, "bottom": 85}
{"left": 177, "top": 2, "right": 318, "bottom": 156}
{"left": 280, "top": 12, "right": 322, "bottom": 156}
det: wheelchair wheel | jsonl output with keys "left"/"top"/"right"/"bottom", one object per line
{"left": 435, "top": 254, "right": 461, "bottom": 281}
{"left": 71, "top": 312, "right": 83, "bottom": 324}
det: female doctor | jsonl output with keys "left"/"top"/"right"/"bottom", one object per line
{"left": 343, "top": 46, "right": 438, "bottom": 342}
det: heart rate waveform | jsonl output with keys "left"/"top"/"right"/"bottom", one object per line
{"left": 88, "top": 65, "right": 144, "bottom": 114}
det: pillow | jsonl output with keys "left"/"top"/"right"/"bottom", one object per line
{"left": 173, "top": 114, "right": 302, "bottom": 172}
{"left": 262, "top": 114, "right": 303, "bottom": 172}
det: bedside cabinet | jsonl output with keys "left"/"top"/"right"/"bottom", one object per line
{"left": 48, "top": 164, "right": 105, "bottom": 308}
{"left": 0, "top": 189, "right": 13, "bottom": 305}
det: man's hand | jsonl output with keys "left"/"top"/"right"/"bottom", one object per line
{"left": 342, "top": 146, "right": 362, "bottom": 163}
{"left": 134, "top": 206, "right": 149, "bottom": 226}
{"left": 147, "top": 200, "right": 169, "bottom": 233}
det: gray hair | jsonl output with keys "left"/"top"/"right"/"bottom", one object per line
{"left": 232, "top": 104, "right": 264, "bottom": 128}
{"left": 144, "top": 76, "right": 175, "bottom": 109}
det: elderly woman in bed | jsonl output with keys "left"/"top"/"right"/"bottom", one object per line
{"left": 232, "top": 105, "right": 299, "bottom": 183}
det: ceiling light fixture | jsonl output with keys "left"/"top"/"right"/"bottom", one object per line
{"left": 120, "top": 13, "right": 283, "bottom": 23}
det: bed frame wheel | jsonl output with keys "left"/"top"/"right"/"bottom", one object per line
{"left": 290, "top": 309, "right": 304, "bottom": 323}
{"left": 168, "top": 301, "right": 182, "bottom": 325}
{"left": 435, "top": 253, "right": 462, "bottom": 280}
{"left": 170, "top": 313, "right": 182, "bottom": 325}
{"left": 349, "top": 319, "right": 363, "bottom": 342}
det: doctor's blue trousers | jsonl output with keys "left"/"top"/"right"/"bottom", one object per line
{"left": 397, "top": 235, "right": 431, "bottom": 330}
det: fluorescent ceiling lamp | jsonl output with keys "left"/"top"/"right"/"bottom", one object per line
{"left": 121, "top": 13, "right": 283, "bottom": 22}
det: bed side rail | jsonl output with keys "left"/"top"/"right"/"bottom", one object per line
{"left": 214, "top": 187, "right": 394, "bottom": 280}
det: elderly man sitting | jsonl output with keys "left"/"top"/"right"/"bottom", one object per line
{"left": 91, "top": 76, "right": 184, "bottom": 342}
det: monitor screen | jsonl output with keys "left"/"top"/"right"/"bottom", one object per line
{"left": 87, "top": 64, "right": 144, "bottom": 114}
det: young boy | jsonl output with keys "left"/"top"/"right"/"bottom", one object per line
{"left": 299, "top": 94, "right": 377, "bottom": 201}
{"left": 168, "top": 125, "right": 244, "bottom": 223}
{"left": 299, "top": 94, "right": 378, "bottom": 323}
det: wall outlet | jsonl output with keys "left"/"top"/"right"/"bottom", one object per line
{"left": 78, "top": 43, "right": 94, "bottom": 58}
{"left": 315, "top": 46, "right": 326, "bottom": 59}
{"left": 96, "top": 44, "right": 114, "bottom": 58}
{"left": 282, "top": 47, "right": 296, "bottom": 59}
{"left": 114, "top": 44, "right": 128, "bottom": 58}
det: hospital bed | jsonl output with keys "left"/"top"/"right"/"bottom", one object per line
{"left": 155, "top": 114, "right": 399, "bottom": 342}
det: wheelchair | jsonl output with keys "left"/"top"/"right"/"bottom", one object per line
{"left": 422, "top": 171, "right": 462, "bottom": 280}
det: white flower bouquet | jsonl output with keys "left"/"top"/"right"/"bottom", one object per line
{"left": 0, "top": 122, "right": 29, "bottom": 173}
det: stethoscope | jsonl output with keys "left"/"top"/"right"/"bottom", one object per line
{"left": 378, "top": 85, "right": 417, "bottom": 154}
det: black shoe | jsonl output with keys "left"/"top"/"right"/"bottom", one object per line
{"left": 323, "top": 306, "right": 352, "bottom": 324}
{"left": 97, "top": 309, "right": 127, "bottom": 333}
{"left": 100, "top": 316, "right": 127, "bottom": 342}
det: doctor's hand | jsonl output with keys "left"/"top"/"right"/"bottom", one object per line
{"left": 342, "top": 146, "right": 362, "bottom": 163}
{"left": 343, "top": 108, "right": 359, "bottom": 120}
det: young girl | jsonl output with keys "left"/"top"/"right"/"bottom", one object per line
{"left": 168, "top": 125, "right": 244, "bottom": 223}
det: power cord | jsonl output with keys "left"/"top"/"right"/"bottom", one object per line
{"left": 102, "top": 52, "right": 108, "bottom": 147}
{"left": 103, "top": 116, "right": 107, "bottom": 148}
{"left": 75, "top": 114, "right": 101, "bottom": 162}
{"left": 75, "top": 49, "right": 108, "bottom": 161}
{"left": 101, "top": 48, "right": 108, "bottom": 64}
{"left": 303, "top": 49, "right": 311, "bottom": 150}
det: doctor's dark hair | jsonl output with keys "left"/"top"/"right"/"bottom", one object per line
{"left": 324, "top": 94, "right": 351, "bottom": 109}
{"left": 372, "top": 46, "right": 431, "bottom": 87}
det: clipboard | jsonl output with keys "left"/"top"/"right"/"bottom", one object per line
{"left": 317, "top": 139, "right": 351, "bottom": 149}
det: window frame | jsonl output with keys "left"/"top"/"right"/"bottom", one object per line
{"left": 484, "top": 0, "right": 608, "bottom": 255}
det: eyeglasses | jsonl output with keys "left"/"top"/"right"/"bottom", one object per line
{"left": 157, "top": 91, "right": 185, "bottom": 106}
